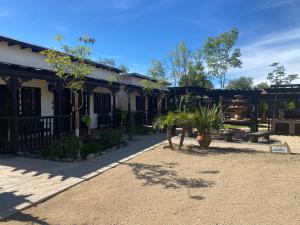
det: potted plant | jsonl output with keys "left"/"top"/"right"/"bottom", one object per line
{"left": 193, "top": 104, "right": 224, "bottom": 148}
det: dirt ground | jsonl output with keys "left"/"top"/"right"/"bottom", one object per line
{"left": 3, "top": 142, "right": 300, "bottom": 225}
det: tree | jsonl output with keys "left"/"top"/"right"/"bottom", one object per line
{"left": 255, "top": 82, "right": 269, "bottom": 89}
{"left": 97, "top": 58, "right": 129, "bottom": 73}
{"left": 178, "top": 50, "right": 212, "bottom": 88}
{"left": 267, "top": 62, "right": 298, "bottom": 86}
{"left": 42, "top": 35, "right": 95, "bottom": 137}
{"left": 141, "top": 59, "right": 168, "bottom": 113}
{"left": 97, "top": 58, "right": 116, "bottom": 67}
{"left": 169, "top": 42, "right": 193, "bottom": 87}
{"left": 226, "top": 76, "right": 253, "bottom": 90}
{"left": 147, "top": 59, "right": 166, "bottom": 80}
{"left": 119, "top": 64, "right": 130, "bottom": 73}
{"left": 203, "top": 28, "right": 242, "bottom": 89}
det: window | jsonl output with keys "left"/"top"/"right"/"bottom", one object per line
{"left": 94, "top": 93, "right": 111, "bottom": 113}
{"left": 20, "top": 87, "right": 41, "bottom": 117}
{"left": 0, "top": 85, "right": 10, "bottom": 116}
{"left": 136, "top": 96, "right": 145, "bottom": 111}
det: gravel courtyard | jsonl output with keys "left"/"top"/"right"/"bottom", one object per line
{"left": 3, "top": 140, "right": 300, "bottom": 225}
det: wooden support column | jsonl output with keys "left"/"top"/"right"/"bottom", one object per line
{"left": 110, "top": 87, "right": 118, "bottom": 128}
{"left": 4, "top": 76, "right": 21, "bottom": 154}
{"left": 48, "top": 81, "right": 65, "bottom": 137}
{"left": 267, "top": 94, "right": 272, "bottom": 131}
{"left": 126, "top": 89, "right": 134, "bottom": 140}
{"left": 249, "top": 95, "right": 259, "bottom": 132}
{"left": 84, "top": 84, "right": 95, "bottom": 116}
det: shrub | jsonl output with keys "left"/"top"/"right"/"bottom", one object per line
{"left": 80, "top": 142, "right": 106, "bottom": 159}
{"left": 42, "top": 137, "right": 83, "bottom": 159}
{"left": 100, "top": 129, "right": 123, "bottom": 148}
{"left": 133, "top": 127, "right": 147, "bottom": 135}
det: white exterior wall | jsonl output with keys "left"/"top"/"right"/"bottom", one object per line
{"left": 116, "top": 90, "right": 128, "bottom": 110}
{"left": 0, "top": 40, "right": 162, "bottom": 128}
{"left": 0, "top": 41, "right": 119, "bottom": 82}
{"left": 21, "top": 79, "right": 54, "bottom": 117}
{"left": 0, "top": 78, "right": 5, "bottom": 85}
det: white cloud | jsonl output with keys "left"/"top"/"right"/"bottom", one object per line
{"left": 112, "top": 0, "right": 178, "bottom": 21}
{"left": 230, "top": 27, "right": 300, "bottom": 84}
{"left": 254, "top": 0, "right": 300, "bottom": 11}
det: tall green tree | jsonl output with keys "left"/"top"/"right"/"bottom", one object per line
{"left": 169, "top": 42, "right": 193, "bottom": 87}
{"left": 42, "top": 35, "right": 95, "bottom": 137}
{"left": 267, "top": 62, "right": 298, "bottom": 86}
{"left": 142, "top": 59, "right": 168, "bottom": 113}
{"left": 226, "top": 76, "right": 253, "bottom": 90}
{"left": 255, "top": 82, "right": 269, "bottom": 89}
{"left": 178, "top": 50, "right": 212, "bottom": 88}
{"left": 203, "top": 28, "right": 242, "bottom": 89}
{"left": 147, "top": 59, "right": 166, "bottom": 80}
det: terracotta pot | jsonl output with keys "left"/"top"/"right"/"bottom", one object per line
{"left": 196, "top": 134, "right": 212, "bottom": 148}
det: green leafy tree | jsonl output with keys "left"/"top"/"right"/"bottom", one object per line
{"left": 97, "top": 58, "right": 116, "bottom": 67}
{"left": 119, "top": 64, "right": 130, "bottom": 73}
{"left": 267, "top": 62, "right": 298, "bottom": 86}
{"left": 255, "top": 82, "right": 269, "bottom": 89}
{"left": 141, "top": 59, "right": 169, "bottom": 113}
{"left": 178, "top": 50, "right": 212, "bottom": 88}
{"left": 147, "top": 59, "right": 166, "bottom": 80}
{"left": 203, "top": 28, "right": 242, "bottom": 89}
{"left": 168, "top": 42, "right": 193, "bottom": 87}
{"left": 42, "top": 35, "right": 95, "bottom": 137}
{"left": 226, "top": 76, "right": 253, "bottom": 90}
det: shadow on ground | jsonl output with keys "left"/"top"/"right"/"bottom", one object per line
{"left": 179, "top": 144, "right": 259, "bottom": 156}
{"left": 0, "top": 133, "right": 166, "bottom": 221}
{"left": 126, "top": 161, "right": 215, "bottom": 200}
{"left": 0, "top": 191, "right": 48, "bottom": 224}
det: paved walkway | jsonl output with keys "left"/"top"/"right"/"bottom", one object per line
{"left": 0, "top": 133, "right": 166, "bottom": 220}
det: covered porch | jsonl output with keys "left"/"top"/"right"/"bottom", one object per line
{"left": 0, "top": 62, "right": 161, "bottom": 154}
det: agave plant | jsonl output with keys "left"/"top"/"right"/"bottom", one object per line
{"left": 193, "top": 104, "right": 224, "bottom": 135}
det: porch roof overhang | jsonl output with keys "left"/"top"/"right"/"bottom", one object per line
{"left": 0, "top": 61, "right": 145, "bottom": 92}
{"left": 0, "top": 35, "right": 123, "bottom": 73}
{"left": 168, "top": 86, "right": 263, "bottom": 98}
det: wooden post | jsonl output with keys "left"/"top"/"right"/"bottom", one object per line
{"left": 250, "top": 95, "right": 259, "bottom": 132}
{"left": 9, "top": 76, "right": 20, "bottom": 154}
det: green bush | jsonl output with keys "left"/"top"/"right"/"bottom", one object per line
{"left": 133, "top": 127, "right": 147, "bottom": 135}
{"left": 42, "top": 137, "right": 83, "bottom": 160}
{"left": 100, "top": 129, "right": 123, "bottom": 148}
{"left": 80, "top": 142, "right": 106, "bottom": 159}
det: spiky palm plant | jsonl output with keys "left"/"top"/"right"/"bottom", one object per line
{"left": 154, "top": 112, "right": 194, "bottom": 150}
{"left": 193, "top": 104, "right": 224, "bottom": 135}
{"left": 153, "top": 112, "right": 177, "bottom": 150}
{"left": 175, "top": 112, "right": 194, "bottom": 150}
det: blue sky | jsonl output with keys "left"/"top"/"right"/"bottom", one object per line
{"left": 1, "top": 0, "right": 300, "bottom": 86}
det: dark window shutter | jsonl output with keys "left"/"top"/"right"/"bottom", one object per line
{"left": 34, "top": 88, "right": 41, "bottom": 116}
{"left": 94, "top": 93, "right": 101, "bottom": 113}
{"left": 142, "top": 96, "right": 145, "bottom": 110}
{"left": 0, "top": 85, "right": 8, "bottom": 116}
{"left": 107, "top": 94, "right": 111, "bottom": 113}
{"left": 136, "top": 96, "right": 140, "bottom": 110}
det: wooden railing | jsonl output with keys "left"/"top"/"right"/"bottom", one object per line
{"left": 0, "top": 115, "right": 77, "bottom": 153}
